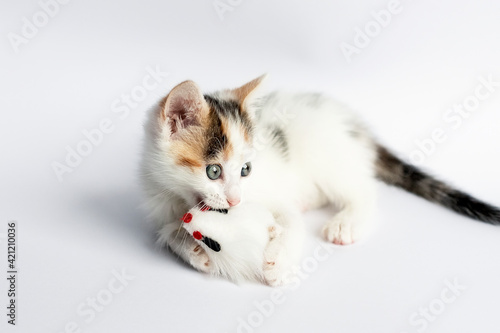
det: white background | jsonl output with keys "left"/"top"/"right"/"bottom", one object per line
{"left": 1, "top": 0, "right": 500, "bottom": 332}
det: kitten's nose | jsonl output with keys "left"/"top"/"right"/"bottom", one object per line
{"left": 227, "top": 198, "right": 240, "bottom": 207}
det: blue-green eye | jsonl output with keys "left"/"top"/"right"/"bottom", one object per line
{"left": 241, "top": 162, "right": 252, "bottom": 177}
{"left": 206, "top": 164, "right": 222, "bottom": 180}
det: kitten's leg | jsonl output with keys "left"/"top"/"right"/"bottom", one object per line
{"left": 158, "top": 222, "right": 212, "bottom": 273}
{"left": 321, "top": 175, "right": 377, "bottom": 245}
{"left": 263, "top": 206, "right": 304, "bottom": 286}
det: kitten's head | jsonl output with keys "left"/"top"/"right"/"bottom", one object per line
{"left": 142, "top": 75, "right": 265, "bottom": 210}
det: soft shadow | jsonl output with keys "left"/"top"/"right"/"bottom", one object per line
{"left": 76, "top": 189, "right": 193, "bottom": 270}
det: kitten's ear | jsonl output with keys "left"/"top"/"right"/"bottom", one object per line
{"left": 161, "top": 80, "right": 208, "bottom": 136}
{"left": 232, "top": 74, "right": 267, "bottom": 109}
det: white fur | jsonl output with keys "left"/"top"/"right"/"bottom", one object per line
{"left": 140, "top": 81, "right": 378, "bottom": 285}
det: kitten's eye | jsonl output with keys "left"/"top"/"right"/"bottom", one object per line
{"left": 206, "top": 164, "right": 222, "bottom": 180}
{"left": 241, "top": 162, "right": 252, "bottom": 177}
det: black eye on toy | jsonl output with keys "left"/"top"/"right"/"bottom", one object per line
{"left": 202, "top": 236, "right": 221, "bottom": 252}
{"left": 182, "top": 206, "right": 226, "bottom": 253}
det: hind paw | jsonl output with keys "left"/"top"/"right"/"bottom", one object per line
{"left": 322, "top": 216, "right": 367, "bottom": 245}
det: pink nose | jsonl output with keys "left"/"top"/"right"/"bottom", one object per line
{"left": 227, "top": 198, "right": 240, "bottom": 207}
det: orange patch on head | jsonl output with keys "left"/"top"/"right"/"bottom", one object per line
{"left": 178, "top": 157, "right": 202, "bottom": 168}
{"left": 170, "top": 127, "right": 205, "bottom": 171}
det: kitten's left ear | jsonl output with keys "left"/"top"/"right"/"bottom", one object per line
{"left": 231, "top": 74, "right": 267, "bottom": 110}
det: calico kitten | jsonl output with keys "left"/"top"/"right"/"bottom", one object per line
{"left": 140, "top": 75, "right": 500, "bottom": 285}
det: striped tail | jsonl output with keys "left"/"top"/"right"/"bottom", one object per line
{"left": 375, "top": 145, "right": 500, "bottom": 225}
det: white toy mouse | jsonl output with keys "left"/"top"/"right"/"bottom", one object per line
{"left": 181, "top": 202, "right": 282, "bottom": 283}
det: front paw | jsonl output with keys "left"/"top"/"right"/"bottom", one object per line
{"left": 263, "top": 238, "right": 291, "bottom": 287}
{"left": 268, "top": 224, "right": 283, "bottom": 240}
{"left": 188, "top": 244, "right": 212, "bottom": 273}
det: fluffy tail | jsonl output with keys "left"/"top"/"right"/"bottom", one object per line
{"left": 375, "top": 144, "right": 500, "bottom": 225}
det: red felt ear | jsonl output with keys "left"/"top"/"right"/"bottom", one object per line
{"left": 181, "top": 213, "right": 193, "bottom": 223}
{"left": 193, "top": 231, "right": 202, "bottom": 240}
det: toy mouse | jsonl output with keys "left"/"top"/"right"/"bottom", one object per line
{"left": 181, "top": 202, "right": 282, "bottom": 283}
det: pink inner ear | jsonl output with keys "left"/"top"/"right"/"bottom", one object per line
{"left": 163, "top": 81, "right": 207, "bottom": 135}
{"left": 167, "top": 97, "right": 200, "bottom": 134}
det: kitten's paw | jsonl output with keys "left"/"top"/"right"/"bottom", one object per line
{"left": 263, "top": 239, "right": 291, "bottom": 287}
{"left": 188, "top": 244, "right": 211, "bottom": 273}
{"left": 263, "top": 258, "right": 288, "bottom": 287}
{"left": 268, "top": 224, "right": 283, "bottom": 240}
{"left": 322, "top": 217, "right": 366, "bottom": 245}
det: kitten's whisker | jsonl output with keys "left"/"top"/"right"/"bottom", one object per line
{"left": 173, "top": 221, "right": 183, "bottom": 242}
{"left": 191, "top": 199, "right": 206, "bottom": 211}
{"left": 172, "top": 230, "right": 187, "bottom": 258}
